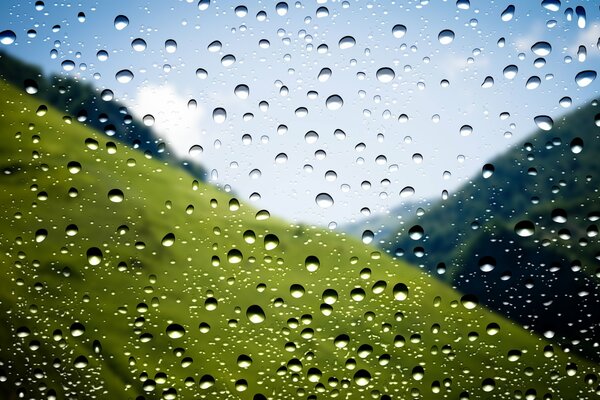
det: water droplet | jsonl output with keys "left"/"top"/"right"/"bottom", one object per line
{"left": 362, "top": 230, "right": 374, "bottom": 244}
{"left": 276, "top": 2, "right": 288, "bottom": 16}
{"left": 515, "top": 220, "right": 535, "bottom": 237}
{"left": 305, "top": 256, "right": 320, "bottom": 272}
{"left": 482, "top": 378, "right": 496, "bottom": 392}
{"left": 412, "top": 366, "right": 425, "bottom": 380}
{"left": 114, "top": 15, "right": 129, "bottom": 30}
{"left": 198, "top": 0, "right": 210, "bottom": 11}
{"left": 482, "top": 163, "right": 495, "bottom": 178}
{"left": 224, "top": 249, "right": 242, "bottom": 265}
{"left": 207, "top": 40, "right": 221, "bottom": 52}
{"left": 246, "top": 305, "right": 265, "bottom": 323}
{"left": 24, "top": 79, "right": 38, "bottom": 94}
{"left": 212, "top": 107, "right": 227, "bottom": 123}
{"left": 393, "top": 283, "right": 408, "bottom": 300}
{"left": 460, "top": 125, "right": 473, "bottom": 136}
{"left": 338, "top": 36, "right": 356, "bottom": 49}
{"left": 166, "top": 323, "right": 186, "bottom": 339}
{"left": 315, "top": 193, "right": 334, "bottom": 208}
{"left": 376, "top": 67, "right": 395, "bottom": 83}
{"left": 438, "top": 30, "right": 455, "bottom": 45}
{"left": 570, "top": 137, "right": 583, "bottom": 154}
{"left": 526, "top": 76, "right": 541, "bottom": 89}
{"left": 115, "top": 69, "right": 134, "bottom": 83}
{"left": 73, "top": 355, "right": 88, "bottom": 368}
{"left": 479, "top": 256, "right": 496, "bottom": 272}
{"left": 533, "top": 115, "right": 554, "bottom": 132}
{"left": 575, "top": 5, "right": 586, "bottom": 28}
{"left": 318, "top": 67, "right": 332, "bottom": 82}
{"left": 86, "top": 247, "right": 103, "bottom": 266}
{"left": 575, "top": 70, "right": 596, "bottom": 87}
{"left": 161, "top": 233, "right": 176, "bottom": 247}
{"left": 0, "top": 30, "right": 16, "bottom": 45}
{"left": 131, "top": 38, "right": 146, "bottom": 51}
{"left": 165, "top": 39, "right": 177, "bottom": 53}
{"left": 142, "top": 114, "right": 155, "bottom": 126}
{"left": 108, "top": 189, "right": 124, "bottom": 203}
{"left": 503, "top": 64, "right": 518, "bottom": 79}
{"left": 325, "top": 95, "right": 343, "bottom": 110}
{"left": 400, "top": 186, "right": 415, "bottom": 198}
{"left": 35, "top": 228, "right": 47, "bottom": 243}
{"left": 456, "top": 0, "right": 470, "bottom": 10}
{"left": 461, "top": 294, "right": 478, "bottom": 309}
{"left": 353, "top": 369, "right": 371, "bottom": 386}
{"left": 264, "top": 234, "right": 279, "bottom": 250}
{"left": 501, "top": 5, "right": 515, "bottom": 21}
{"left": 392, "top": 24, "right": 407, "bottom": 39}
{"left": 542, "top": 0, "right": 561, "bottom": 12}
{"left": 221, "top": 54, "right": 236, "bottom": 67}
{"left": 304, "top": 130, "right": 319, "bottom": 143}
{"left": 234, "top": 84, "right": 249, "bottom": 99}
{"left": 531, "top": 41, "right": 551, "bottom": 56}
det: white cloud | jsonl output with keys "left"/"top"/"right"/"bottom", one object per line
{"left": 130, "top": 84, "right": 206, "bottom": 160}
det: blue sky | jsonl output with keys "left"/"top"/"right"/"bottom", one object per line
{"left": 1, "top": 0, "right": 599, "bottom": 227}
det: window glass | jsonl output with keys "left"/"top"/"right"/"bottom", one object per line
{"left": 0, "top": 1, "right": 598, "bottom": 399}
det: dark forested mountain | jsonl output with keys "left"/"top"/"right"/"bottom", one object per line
{"left": 379, "top": 101, "right": 600, "bottom": 361}
{"left": 0, "top": 50, "right": 207, "bottom": 181}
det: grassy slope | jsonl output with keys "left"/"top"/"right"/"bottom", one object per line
{"left": 0, "top": 80, "right": 597, "bottom": 399}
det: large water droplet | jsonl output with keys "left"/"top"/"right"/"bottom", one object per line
{"left": 534, "top": 115, "right": 553, "bottom": 130}
{"left": 514, "top": 220, "right": 535, "bottom": 237}
{"left": 115, "top": 69, "right": 134, "bottom": 83}
{"left": 376, "top": 67, "right": 395, "bottom": 83}
{"left": 315, "top": 193, "right": 334, "bottom": 208}
{"left": 86, "top": 247, "right": 103, "bottom": 266}
{"left": 575, "top": 70, "right": 596, "bottom": 87}
{"left": 0, "top": 30, "right": 16, "bottom": 45}
{"left": 438, "top": 29, "right": 455, "bottom": 45}
{"left": 246, "top": 305, "right": 265, "bottom": 323}
{"left": 531, "top": 41, "right": 551, "bottom": 56}
{"left": 501, "top": 4, "right": 515, "bottom": 21}
{"left": 108, "top": 189, "right": 124, "bottom": 203}
{"left": 234, "top": 84, "right": 249, "bottom": 99}
{"left": 392, "top": 24, "right": 407, "bottom": 39}
{"left": 114, "top": 15, "right": 129, "bottom": 30}
{"left": 338, "top": 36, "right": 356, "bottom": 49}
{"left": 325, "top": 95, "right": 343, "bottom": 110}
{"left": 212, "top": 107, "right": 227, "bottom": 123}
{"left": 166, "top": 323, "right": 186, "bottom": 339}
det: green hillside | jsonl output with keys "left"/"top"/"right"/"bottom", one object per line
{"left": 381, "top": 102, "right": 600, "bottom": 362}
{"left": 0, "top": 79, "right": 598, "bottom": 399}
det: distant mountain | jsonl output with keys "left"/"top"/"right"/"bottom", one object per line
{"left": 338, "top": 200, "right": 424, "bottom": 240}
{"left": 379, "top": 102, "right": 600, "bottom": 361}
{"left": 0, "top": 50, "right": 207, "bottom": 181}
{"left": 1, "top": 79, "right": 597, "bottom": 399}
